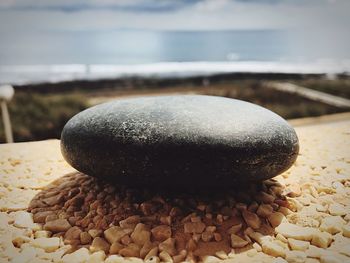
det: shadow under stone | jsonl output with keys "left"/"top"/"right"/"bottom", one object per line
{"left": 28, "top": 172, "right": 291, "bottom": 261}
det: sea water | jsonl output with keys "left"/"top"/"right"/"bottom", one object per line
{"left": 0, "top": 30, "right": 349, "bottom": 85}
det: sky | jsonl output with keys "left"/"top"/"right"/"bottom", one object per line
{"left": 0, "top": 0, "right": 349, "bottom": 65}
{"left": 0, "top": 0, "right": 349, "bottom": 31}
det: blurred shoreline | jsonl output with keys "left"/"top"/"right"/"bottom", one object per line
{"left": 2, "top": 60, "right": 350, "bottom": 86}
{"left": 13, "top": 72, "right": 330, "bottom": 94}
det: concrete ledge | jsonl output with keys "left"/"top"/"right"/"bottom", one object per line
{"left": 288, "top": 111, "right": 350, "bottom": 127}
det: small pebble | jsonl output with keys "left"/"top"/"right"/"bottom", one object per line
{"left": 90, "top": 237, "right": 110, "bottom": 254}
{"left": 61, "top": 247, "right": 90, "bottom": 263}
{"left": 328, "top": 203, "right": 347, "bottom": 216}
{"left": 30, "top": 237, "right": 60, "bottom": 252}
{"left": 285, "top": 250, "right": 307, "bottom": 263}
{"left": 288, "top": 238, "right": 309, "bottom": 251}
{"left": 230, "top": 234, "right": 249, "bottom": 248}
{"left": 44, "top": 218, "right": 71, "bottom": 232}
{"left": 311, "top": 231, "right": 333, "bottom": 248}
{"left": 261, "top": 241, "right": 286, "bottom": 258}
{"left": 320, "top": 216, "right": 346, "bottom": 234}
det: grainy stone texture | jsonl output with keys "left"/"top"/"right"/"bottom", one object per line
{"left": 61, "top": 95, "right": 299, "bottom": 190}
{"left": 0, "top": 117, "right": 350, "bottom": 263}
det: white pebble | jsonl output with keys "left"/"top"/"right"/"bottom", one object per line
{"left": 288, "top": 238, "right": 309, "bottom": 251}
{"left": 311, "top": 231, "right": 333, "bottom": 248}
{"left": 320, "top": 255, "right": 341, "bottom": 263}
{"left": 30, "top": 237, "right": 60, "bottom": 253}
{"left": 316, "top": 204, "right": 327, "bottom": 212}
{"left": 275, "top": 222, "right": 315, "bottom": 241}
{"left": 144, "top": 256, "right": 160, "bottom": 263}
{"left": 87, "top": 251, "right": 106, "bottom": 263}
{"left": 328, "top": 203, "right": 347, "bottom": 216}
{"left": 103, "top": 256, "right": 123, "bottom": 263}
{"left": 252, "top": 242, "right": 262, "bottom": 252}
{"left": 285, "top": 250, "right": 307, "bottom": 263}
{"left": 342, "top": 225, "right": 350, "bottom": 238}
{"left": 12, "top": 235, "right": 31, "bottom": 247}
{"left": 305, "top": 258, "right": 321, "bottom": 263}
{"left": 34, "top": 230, "right": 51, "bottom": 238}
{"left": 261, "top": 241, "right": 286, "bottom": 258}
{"left": 320, "top": 216, "right": 346, "bottom": 234}
{"left": 13, "top": 211, "right": 40, "bottom": 230}
{"left": 272, "top": 257, "right": 288, "bottom": 263}
{"left": 215, "top": 250, "right": 228, "bottom": 259}
{"left": 61, "top": 247, "right": 90, "bottom": 263}
{"left": 276, "top": 233, "right": 288, "bottom": 243}
{"left": 305, "top": 245, "right": 324, "bottom": 258}
{"left": 246, "top": 248, "right": 258, "bottom": 257}
{"left": 201, "top": 255, "right": 221, "bottom": 263}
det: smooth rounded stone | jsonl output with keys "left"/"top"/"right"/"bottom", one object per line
{"left": 61, "top": 95, "right": 299, "bottom": 190}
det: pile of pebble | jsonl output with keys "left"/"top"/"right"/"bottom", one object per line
{"left": 26, "top": 172, "right": 290, "bottom": 262}
{"left": 2, "top": 164, "right": 349, "bottom": 263}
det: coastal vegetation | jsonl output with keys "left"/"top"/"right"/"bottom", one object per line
{"left": 0, "top": 93, "right": 87, "bottom": 143}
{"left": 1, "top": 74, "right": 349, "bottom": 143}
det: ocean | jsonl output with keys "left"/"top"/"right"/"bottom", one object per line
{"left": 0, "top": 30, "right": 349, "bottom": 85}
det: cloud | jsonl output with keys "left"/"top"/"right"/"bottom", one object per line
{"left": 194, "top": 0, "right": 231, "bottom": 11}
{"left": 0, "top": 0, "right": 349, "bottom": 32}
{"left": 0, "top": 0, "right": 338, "bottom": 13}
{"left": 0, "top": 0, "right": 349, "bottom": 64}
{"left": 0, "top": 0, "right": 202, "bottom": 12}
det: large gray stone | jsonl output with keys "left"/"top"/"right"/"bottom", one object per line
{"left": 61, "top": 95, "right": 299, "bottom": 190}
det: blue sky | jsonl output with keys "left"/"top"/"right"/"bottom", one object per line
{"left": 0, "top": 0, "right": 349, "bottom": 31}
{"left": 0, "top": 0, "right": 349, "bottom": 65}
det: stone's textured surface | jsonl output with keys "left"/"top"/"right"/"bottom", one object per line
{"left": 61, "top": 95, "right": 299, "bottom": 189}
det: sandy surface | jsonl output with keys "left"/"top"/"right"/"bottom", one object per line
{"left": 0, "top": 117, "right": 349, "bottom": 263}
